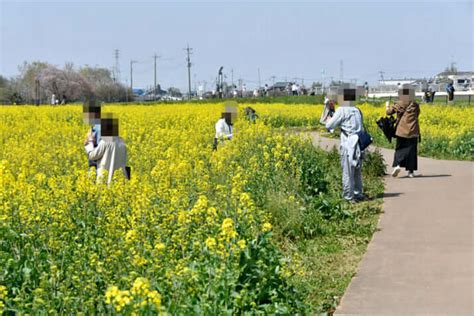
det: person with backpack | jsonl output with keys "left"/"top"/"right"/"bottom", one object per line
{"left": 325, "top": 84, "right": 366, "bottom": 203}
{"left": 386, "top": 84, "right": 420, "bottom": 178}
{"left": 446, "top": 81, "right": 455, "bottom": 103}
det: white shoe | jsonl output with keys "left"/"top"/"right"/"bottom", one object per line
{"left": 391, "top": 166, "right": 401, "bottom": 177}
{"left": 408, "top": 172, "right": 415, "bottom": 178}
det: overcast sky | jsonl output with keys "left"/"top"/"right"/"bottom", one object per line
{"left": 1, "top": 0, "right": 472, "bottom": 91}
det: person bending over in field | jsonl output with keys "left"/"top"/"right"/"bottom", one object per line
{"left": 320, "top": 95, "right": 335, "bottom": 130}
{"left": 213, "top": 104, "right": 237, "bottom": 150}
{"left": 325, "top": 84, "right": 365, "bottom": 203}
{"left": 84, "top": 115, "right": 130, "bottom": 184}
{"left": 244, "top": 106, "right": 258, "bottom": 123}
{"left": 83, "top": 96, "right": 102, "bottom": 172}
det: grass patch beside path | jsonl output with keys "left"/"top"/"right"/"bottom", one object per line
{"left": 267, "top": 142, "right": 386, "bottom": 314}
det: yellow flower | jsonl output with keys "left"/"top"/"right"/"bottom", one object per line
{"left": 262, "top": 222, "right": 273, "bottom": 232}
{"left": 237, "top": 239, "right": 247, "bottom": 249}
{"left": 125, "top": 229, "right": 138, "bottom": 244}
{"left": 205, "top": 237, "right": 217, "bottom": 249}
{"left": 105, "top": 286, "right": 132, "bottom": 312}
{"left": 154, "top": 242, "right": 166, "bottom": 252}
{"left": 220, "top": 218, "right": 238, "bottom": 240}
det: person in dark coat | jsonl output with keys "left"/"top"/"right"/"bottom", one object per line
{"left": 386, "top": 84, "right": 420, "bottom": 178}
{"left": 446, "top": 81, "right": 455, "bottom": 103}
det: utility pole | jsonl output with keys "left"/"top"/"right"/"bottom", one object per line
{"left": 193, "top": 74, "right": 197, "bottom": 96}
{"left": 238, "top": 78, "right": 243, "bottom": 97}
{"left": 231, "top": 69, "right": 234, "bottom": 86}
{"left": 153, "top": 53, "right": 161, "bottom": 100}
{"left": 114, "top": 49, "right": 120, "bottom": 82}
{"left": 321, "top": 69, "right": 325, "bottom": 93}
{"left": 184, "top": 44, "right": 193, "bottom": 100}
{"left": 130, "top": 60, "right": 137, "bottom": 94}
{"left": 258, "top": 68, "right": 261, "bottom": 88}
{"left": 339, "top": 59, "right": 344, "bottom": 83}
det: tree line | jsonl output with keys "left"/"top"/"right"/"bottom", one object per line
{"left": 0, "top": 61, "right": 130, "bottom": 104}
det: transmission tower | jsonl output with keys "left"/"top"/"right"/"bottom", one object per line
{"left": 184, "top": 44, "right": 193, "bottom": 99}
{"left": 379, "top": 71, "right": 385, "bottom": 83}
{"left": 114, "top": 49, "right": 121, "bottom": 82}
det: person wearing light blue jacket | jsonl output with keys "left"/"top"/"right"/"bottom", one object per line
{"left": 326, "top": 84, "right": 365, "bottom": 203}
{"left": 83, "top": 96, "right": 102, "bottom": 169}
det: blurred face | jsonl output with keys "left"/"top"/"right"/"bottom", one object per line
{"left": 223, "top": 112, "right": 237, "bottom": 125}
{"left": 101, "top": 118, "right": 119, "bottom": 137}
{"left": 398, "top": 87, "right": 415, "bottom": 104}
{"left": 83, "top": 103, "right": 101, "bottom": 124}
{"left": 83, "top": 112, "right": 100, "bottom": 124}
{"left": 337, "top": 88, "right": 357, "bottom": 107}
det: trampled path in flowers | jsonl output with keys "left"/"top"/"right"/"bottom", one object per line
{"left": 309, "top": 132, "right": 473, "bottom": 315}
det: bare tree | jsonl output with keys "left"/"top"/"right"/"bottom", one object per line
{"left": 38, "top": 64, "right": 92, "bottom": 102}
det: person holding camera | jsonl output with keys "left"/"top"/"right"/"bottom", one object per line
{"left": 325, "top": 84, "right": 365, "bottom": 203}
{"left": 84, "top": 115, "right": 129, "bottom": 184}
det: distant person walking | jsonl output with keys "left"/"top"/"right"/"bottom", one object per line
{"left": 291, "top": 83, "right": 298, "bottom": 96}
{"left": 446, "top": 81, "right": 455, "bottom": 103}
{"left": 51, "top": 94, "right": 56, "bottom": 105}
{"left": 428, "top": 82, "right": 436, "bottom": 103}
{"left": 386, "top": 84, "right": 420, "bottom": 178}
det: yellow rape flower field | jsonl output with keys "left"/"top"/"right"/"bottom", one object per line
{"left": 0, "top": 103, "right": 471, "bottom": 314}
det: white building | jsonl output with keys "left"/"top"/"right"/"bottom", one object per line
{"left": 434, "top": 71, "right": 474, "bottom": 91}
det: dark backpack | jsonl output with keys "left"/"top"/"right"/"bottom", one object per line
{"left": 356, "top": 108, "right": 373, "bottom": 151}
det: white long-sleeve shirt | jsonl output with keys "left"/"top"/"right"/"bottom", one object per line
{"left": 325, "top": 106, "right": 363, "bottom": 138}
{"left": 85, "top": 136, "right": 127, "bottom": 184}
{"left": 215, "top": 118, "right": 233, "bottom": 139}
{"left": 326, "top": 106, "right": 364, "bottom": 166}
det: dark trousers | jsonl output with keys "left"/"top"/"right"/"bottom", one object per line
{"left": 393, "top": 136, "right": 418, "bottom": 172}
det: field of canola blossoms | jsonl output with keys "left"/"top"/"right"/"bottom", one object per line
{"left": 251, "top": 103, "right": 474, "bottom": 160}
{"left": 0, "top": 102, "right": 470, "bottom": 314}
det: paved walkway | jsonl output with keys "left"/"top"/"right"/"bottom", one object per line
{"left": 309, "top": 132, "right": 474, "bottom": 316}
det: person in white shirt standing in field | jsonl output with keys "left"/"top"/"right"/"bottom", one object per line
{"left": 213, "top": 103, "right": 237, "bottom": 150}
{"left": 84, "top": 114, "right": 129, "bottom": 184}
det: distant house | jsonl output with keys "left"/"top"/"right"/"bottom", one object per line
{"left": 378, "top": 78, "right": 423, "bottom": 87}
{"left": 434, "top": 71, "right": 473, "bottom": 91}
{"left": 269, "top": 82, "right": 291, "bottom": 92}
{"left": 132, "top": 88, "right": 146, "bottom": 96}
